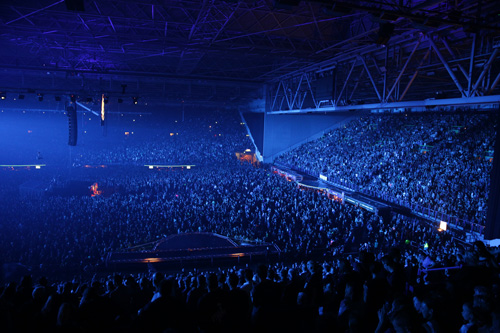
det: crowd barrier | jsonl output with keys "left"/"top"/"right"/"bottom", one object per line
{"left": 271, "top": 164, "right": 303, "bottom": 182}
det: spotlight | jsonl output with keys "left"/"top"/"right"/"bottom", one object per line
{"left": 37, "top": 93, "right": 44, "bottom": 102}
{"left": 0, "top": 92, "right": 5, "bottom": 100}
{"left": 18, "top": 94, "right": 25, "bottom": 100}
{"left": 132, "top": 96, "right": 138, "bottom": 105}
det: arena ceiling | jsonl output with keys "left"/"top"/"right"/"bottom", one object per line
{"left": 0, "top": 0, "right": 499, "bottom": 104}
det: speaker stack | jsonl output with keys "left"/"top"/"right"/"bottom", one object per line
{"left": 67, "top": 104, "right": 78, "bottom": 146}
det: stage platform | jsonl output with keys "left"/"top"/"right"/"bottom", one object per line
{"left": 106, "top": 232, "right": 281, "bottom": 271}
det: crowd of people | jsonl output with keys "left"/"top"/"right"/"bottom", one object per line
{"left": 0, "top": 164, "right": 438, "bottom": 277}
{"left": 70, "top": 108, "right": 251, "bottom": 167}
{"left": 1, "top": 234, "right": 499, "bottom": 332}
{"left": 1, "top": 107, "right": 499, "bottom": 331}
{"left": 275, "top": 111, "right": 496, "bottom": 226}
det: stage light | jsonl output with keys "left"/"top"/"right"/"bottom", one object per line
{"left": 439, "top": 221, "right": 447, "bottom": 231}
{"left": 101, "top": 94, "right": 105, "bottom": 125}
{"left": 0, "top": 92, "right": 5, "bottom": 100}
{"left": 37, "top": 93, "right": 43, "bottom": 101}
{"left": 132, "top": 96, "right": 138, "bottom": 105}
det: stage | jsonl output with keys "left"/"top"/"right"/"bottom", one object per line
{"left": 106, "top": 232, "right": 281, "bottom": 271}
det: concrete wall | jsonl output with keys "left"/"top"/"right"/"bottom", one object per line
{"left": 242, "top": 112, "right": 264, "bottom": 154}
{"left": 262, "top": 112, "right": 361, "bottom": 163}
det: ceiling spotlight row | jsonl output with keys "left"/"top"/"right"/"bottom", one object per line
{"left": 0, "top": 93, "right": 140, "bottom": 104}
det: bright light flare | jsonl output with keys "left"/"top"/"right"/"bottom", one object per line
{"left": 0, "top": 164, "right": 45, "bottom": 169}
{"left": 145, "top": 164, "right": 195, "bottom": 169}
{"left": 439, "top": 221, "right": 447, "bottom": 231}
{"left": 101, "top": 94, "right": 105, "bottom": 123}
{"left": 90, "top": 183, "right": 102, "bottom": 197}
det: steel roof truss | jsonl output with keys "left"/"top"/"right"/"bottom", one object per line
{"left": 359, "top": 56, "right": 382, "bottom": 102}
{"left": 399, "top": 47, "right": 431, "bottom": 101}
{"left": 385, "top": 35, "right": 421, "bottom": 102}
{"left": 336, "top": 59, "right": 357, "bottom": 106}
{"left": 470, "top": 46, "right": 499, "bottom": 95}
{"left": 209, "top": 2, "right": 240, "bottom": 45}
{"left": 428, "top": 36, "right": 466, "bottom": 97}
{"left": 486, "top": 72, "right": 500, "bottom": 95}
{"left": 467, "top": 33, "right": 477, "bottom": 97}
{"left": 441, "top": 37, "right": 470, "bottom": 83}
{"left": 349, "top": 66, "right": 365, "bottom": 101}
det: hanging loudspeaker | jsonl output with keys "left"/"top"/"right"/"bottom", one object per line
{"left": 67, "top": 104, "right": 78, "bottom": 146}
